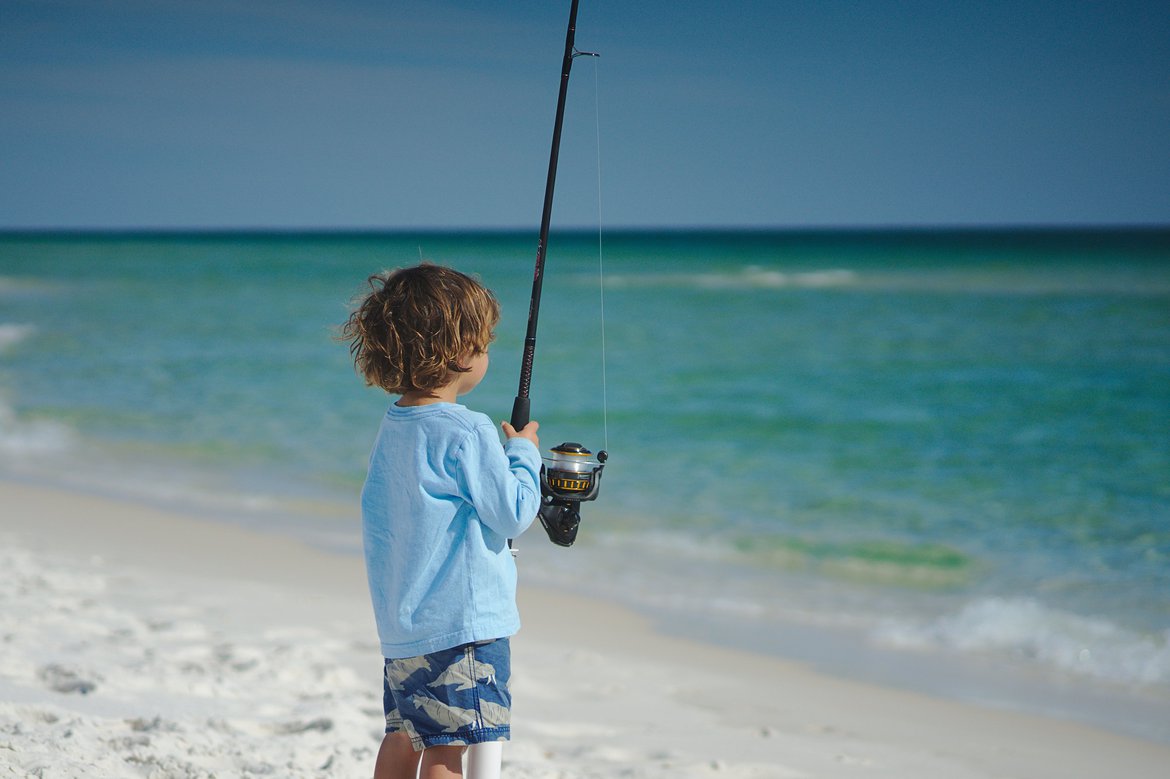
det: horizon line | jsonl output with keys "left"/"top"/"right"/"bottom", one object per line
{"left": 2, "top": 222, "right": 1169, "bottom": 236}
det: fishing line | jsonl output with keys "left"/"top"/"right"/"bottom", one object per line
{"left": 590, "top": 55, "right": 610, "bottom": 454}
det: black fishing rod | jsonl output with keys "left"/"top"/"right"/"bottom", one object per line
{"left": 510, "top": 0, "right": 606, "bottom": 548}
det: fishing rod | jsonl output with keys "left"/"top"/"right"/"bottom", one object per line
{"left": 509, "top": 0, "right": 606, "bottom": 548}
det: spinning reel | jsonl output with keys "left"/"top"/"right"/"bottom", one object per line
{"left": 538, "top": 442, "right": 607, "bottom": 546}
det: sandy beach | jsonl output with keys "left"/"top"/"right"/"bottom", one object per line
{"left": 2, "top": 480, "right": 1168, "bottom": 778}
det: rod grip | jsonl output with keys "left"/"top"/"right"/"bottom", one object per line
{"left": 509, "top": 396, "right": 531, "bottom": 431}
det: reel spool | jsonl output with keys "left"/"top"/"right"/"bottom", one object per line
{"left": 538, "top": 442, "right": 607, "bottom": 546}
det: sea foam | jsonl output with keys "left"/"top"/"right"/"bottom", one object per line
{"left": 0, "top": 323, "right": 34, "bottom": 353}
{"left": 0, "top": 400, "right": 74, "bottom": 457}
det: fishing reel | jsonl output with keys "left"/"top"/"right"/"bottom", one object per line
{"left": 538, "top": 442, "right": 607, "bottom": 547}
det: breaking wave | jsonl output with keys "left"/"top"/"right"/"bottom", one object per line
{"left": 604, "top": 266, "right": 857, "bottom": 290}
{"left": 873, "top": 597, "right": 1170, "bottom": 687}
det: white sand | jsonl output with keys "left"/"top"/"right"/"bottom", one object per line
{"left": 2, "top": 480, "right": 1168, "bottom": 778}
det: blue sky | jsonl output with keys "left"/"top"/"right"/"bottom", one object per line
{"left": 2, "top": 0, "right": 1168, "bottom": 229}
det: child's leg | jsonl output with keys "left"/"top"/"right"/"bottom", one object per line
{"left": 374, "top": 732, "right": 421, "bottom": 779}
{"left": 419, "top": 745, "right": 466, "bottom": 779}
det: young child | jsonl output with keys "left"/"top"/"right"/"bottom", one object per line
{"left": 341, "top": 264, "right": 542, "bottom": 779}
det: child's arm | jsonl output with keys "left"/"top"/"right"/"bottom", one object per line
{"left": 456, "top": 422, "right": 542, "bottom": 539}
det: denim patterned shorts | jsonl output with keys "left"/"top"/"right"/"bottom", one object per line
{"left": 382, "top": 638, "right": 511, "bottom": 751}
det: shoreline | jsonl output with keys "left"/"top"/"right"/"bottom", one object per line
{"left": 9, "top": 463, "right": 1170, "bottom": 745}
{"left": 16, "top": 467, "right": 1170, "bottom": 747}
{"left": 4, "top": 479, "right": 1170, "bottom": 777}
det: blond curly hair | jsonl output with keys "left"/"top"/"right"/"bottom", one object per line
{"left": 340, "top": 264, "right": 499, "bottom": 395}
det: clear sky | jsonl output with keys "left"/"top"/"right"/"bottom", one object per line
{"left": 3, "top": 0, "right": 1168, "bottom": 230}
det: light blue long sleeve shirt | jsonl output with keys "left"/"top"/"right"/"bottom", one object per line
{"left": 361, "top": 402, "right": 541, "bottom": 659}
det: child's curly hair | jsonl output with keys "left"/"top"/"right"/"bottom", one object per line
{"left": 340, "top": 264, "right": 499, "bottom": 395}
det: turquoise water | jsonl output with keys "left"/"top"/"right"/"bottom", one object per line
{"left": 2, "top": 229, "right": 1169, "bottom": 734}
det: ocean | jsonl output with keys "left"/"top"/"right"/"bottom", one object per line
{"left": 2, "top": 228, "right": 1168, "bottom": 741}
